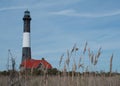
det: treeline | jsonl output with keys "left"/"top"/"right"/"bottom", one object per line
{"left": 0, "top": 68, "right": 120, "bottom": 76}
{"left": 0, "top": 70, "right": 10, "bottom": 76}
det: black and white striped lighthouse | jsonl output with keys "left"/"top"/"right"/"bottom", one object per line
{"left": 22, "top": 10, "right": 32, "bottom": 62}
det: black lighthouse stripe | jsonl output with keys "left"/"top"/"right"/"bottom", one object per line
{"left": 23, "top": 10, "right": 31, "bottom": 32}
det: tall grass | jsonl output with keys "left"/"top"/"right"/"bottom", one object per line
{"left": 0, "top": 43, "right": 119, "bottom": 86}
{"left": 0, "top": 75, "right": 120, "bottom": 86}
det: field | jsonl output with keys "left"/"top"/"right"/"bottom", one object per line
{"left": 0, "top": 74, "right": 120, "bottom": 86}
{"left": 1, "top": 43, "right": 119, "bottom": 86}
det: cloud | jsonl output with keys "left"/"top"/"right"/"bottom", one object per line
{"left": 0, "top": 6, "right": 28, "bottom": 12}
{"left": 1, "top": 0, "right": 80, "bottom": 11}
{"left": 51, "top": 9, "right": 120, "bottom": 18}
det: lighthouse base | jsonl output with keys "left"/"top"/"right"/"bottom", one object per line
{"left": 22, "top": 47, "right": 31, "bottom": 62}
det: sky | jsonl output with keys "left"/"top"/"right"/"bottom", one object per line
{"left": 0, "top": 0, "right": 120, "bottom": 72}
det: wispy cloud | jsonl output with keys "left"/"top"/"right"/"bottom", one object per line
{"left": 51, "top": 9, "right": 120, "bottom": 18}
{"left": 0, "top": 6, "right": 28, "bottom": 12}
{"left": 0, "top": 0, "right": 80, "bottom": 13}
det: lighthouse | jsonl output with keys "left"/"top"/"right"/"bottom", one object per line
{"left": 20, "top": 10, "right": 52, "bottom": 70}
{"left": 22, "top": 10, "right": 31, "bottom": 62}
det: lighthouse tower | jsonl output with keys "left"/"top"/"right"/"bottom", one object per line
{"left": 22, "top": 10, "right": 32, "bottom": 62}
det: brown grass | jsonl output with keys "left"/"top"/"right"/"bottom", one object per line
{"left": 0, "top": 75, "right": 120, "bottom": 86}
{"left": 1, "top": 43, "right": 119, "bottom": 86}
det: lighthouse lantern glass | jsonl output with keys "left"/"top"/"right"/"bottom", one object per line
{"left": 25, "top": 11, "right": 30, "bottom": 16}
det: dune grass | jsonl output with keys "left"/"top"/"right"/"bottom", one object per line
{"left": 0, "top": 43, "right": 120, "bottom": 86}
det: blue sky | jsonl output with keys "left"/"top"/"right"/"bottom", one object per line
{"left": 0, "top": 0, "right": 120, "bottom": 72}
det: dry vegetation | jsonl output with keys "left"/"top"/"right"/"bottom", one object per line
{"left": 0, "top": 74, "right": 120, "bottom": 86}
{"left": 0, "top": 42, "right": 120, "bottom": 86}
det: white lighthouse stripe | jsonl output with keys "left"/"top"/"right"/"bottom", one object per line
{"left": 23, "top": 32, "right": 30, "bottom": 47}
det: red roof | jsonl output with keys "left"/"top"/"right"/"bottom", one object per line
{"left": 20, "top": 59, "right": 52, "bottom": 69}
